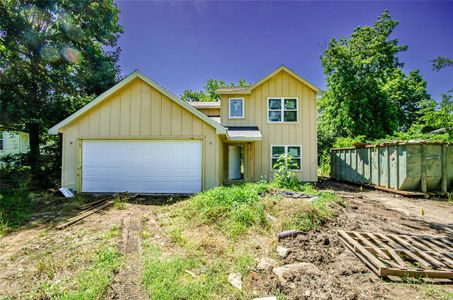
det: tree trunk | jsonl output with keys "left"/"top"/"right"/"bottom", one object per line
{"left": 28, "top": 123, "right": 41, "bottom": 188}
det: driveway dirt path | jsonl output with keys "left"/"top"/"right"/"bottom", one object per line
{"left": 105, "top": 212, "right": 148, "bottom": 300}
{"left": 322, "top": 180, "right": 453, "bottom": 233}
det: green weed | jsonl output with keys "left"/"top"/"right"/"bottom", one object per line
{"left": 283, "top": 191, "right": 343, "bottom": 232}
{"left": 30, "top": 245, "right": 122, "bottom": 299}
{"left": 142, "top": 243, "right": 231, "bottom": 300}
{"left": 113, "top": 193, "right": 127, "bottom": 210}
{"left": 188, "top": 182, "right": 271, "bottom": 236}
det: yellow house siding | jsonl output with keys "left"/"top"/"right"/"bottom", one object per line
{"left": 220, "top": 70, "right": 317, "bottom": 181}
{"left": 195, "top": 108, "right": 220, "bottom": 116}
{"left": 60, "top": 78, "right": 221, "bottom": 192}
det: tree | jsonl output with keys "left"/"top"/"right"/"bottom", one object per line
{"left": 318, "top": 11, "right": 431, "bottom": 159}
{"left": 383, "top": 70, "right": 431, "bottom": 131}
{"left": 181, "top": 78, "right": 251, "bottom": 102}
{"left": 432, "top": 56, "right": 453, "bottom": 71}
{"left": 0, "top": 1, "right": 123, "bottom": 186}
{"left": 419, "top": 94, "right": 453, "bottom": 133}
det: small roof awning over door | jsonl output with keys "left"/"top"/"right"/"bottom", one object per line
{"left": 226, "top": 126, "right": 262, "bottom": 141}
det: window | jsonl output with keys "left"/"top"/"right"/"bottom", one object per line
{"left": 229, "top": 98, "right": 244, "bottom": 118}
{"left": 271, "top": 145, "right": 302, "bottom": 170}
{"left": 268, "top": 98, "right": 298, "bottom": 123}
{"left": 0, "top": 131, "right": 3, "bottom": 151}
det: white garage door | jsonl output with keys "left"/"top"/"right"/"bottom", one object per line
{"left": 82, "top": 140, "right": 202, "bottom": 193}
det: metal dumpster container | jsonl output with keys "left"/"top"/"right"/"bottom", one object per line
{"left": 330, "top": 143, "right": 452, "bottom": 193}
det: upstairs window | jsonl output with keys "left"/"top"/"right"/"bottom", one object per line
{"left": 229, "top": 98, "right": 244, "bottom": 118}
{"left": 268, "top": 98, "right": 298, "bottom": 123}
{"left": 0, "top": 131, "right": 3, "bottom": 150}
{"left": 271, "top": 145, "right": 302, "bottom": 170}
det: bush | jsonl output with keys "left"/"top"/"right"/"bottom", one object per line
{"left": 272, "top": 154, "right": 301, "bottom": 190}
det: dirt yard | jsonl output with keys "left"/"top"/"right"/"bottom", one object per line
{"left": 0, "top": 181, "right": 452, "bottom": 299}
{"left": 271, "top": 181, "right": 453, "bottom": 300}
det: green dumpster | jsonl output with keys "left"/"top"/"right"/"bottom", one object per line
{"left": 330, "top": 143, "right": 452, "bottom": 193}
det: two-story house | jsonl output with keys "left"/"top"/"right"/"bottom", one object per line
{"left": 49, "top": 65, "right": 321, "bottom": 193}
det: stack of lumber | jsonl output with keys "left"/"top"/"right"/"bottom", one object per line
{"left": 56, "top": 196, "right": 114, "bottom": 230}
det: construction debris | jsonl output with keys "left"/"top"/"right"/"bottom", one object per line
{"left": 272, "top": 262, "right": 320, "bottom": 283}
{"left": 256, "top": 257, "right": 278, "bottom": 272}
{"left": 59, "top": 187, "right": 74, "bottom": 198}
{"left": 338, "top": 230, "right": 453, "bottom": 280}
{"left": 278, "top": 230, "right": 304, "bottom": 240}
{"left": 56, "top": 199, "right": 114, "bottom": 230}
{"left": 56, "top": 193, "right": 140, "bottom": 230}
{"left": 276, "top": 246, "right": 290, "bottom": 258}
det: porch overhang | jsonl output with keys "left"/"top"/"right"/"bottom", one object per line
{"left": 226, "top": 126, "right": 262, "bottom": 141}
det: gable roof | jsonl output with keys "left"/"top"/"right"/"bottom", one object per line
{"left": 215, "top": 65, "right": 323, "bottom": 95}
{"left": 49, "top": 70, "right": 226, "bottom": 134}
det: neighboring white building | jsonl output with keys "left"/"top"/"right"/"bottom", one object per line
{"left": 0, "top": 131, "right": 29, "bottom": 159}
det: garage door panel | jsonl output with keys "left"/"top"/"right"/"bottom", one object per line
{"left": 82, "top": 140, "right": 202, "bottom": 193}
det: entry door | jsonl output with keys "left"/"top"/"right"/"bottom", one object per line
{"left": 82, "top": 140, "right": 202, "bottom": 193}
{"left": 228, "top": 145, "right": 242, "bottom": 180}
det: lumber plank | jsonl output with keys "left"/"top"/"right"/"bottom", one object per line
{"left": 352, "top": 232, "right": 399, "bottom": 268}
{"left": 400, "top": 236, "right": 448, "bottom": 269}
{"left": 386, "top": 234, "right": 433, "bottom": 268}
{"left": 339, "top": 236, "right": 381, "bottom": 276}
{"left": 56, "top": 201, "right": 113, "bottom": 230}
{"left": 380, "top": 267, "right": 453, "bottom": 280}
{"left": 366, "top": 233, "right": 407, "bottom": 268}
{"left": 338, "top": 231, "right": 387, "bottom": 269}
{"left": 79, "top": 196, "right": 112, "bottom": 210}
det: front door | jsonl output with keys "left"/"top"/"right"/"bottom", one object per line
{"left": 228, "top": 145, "right": 242, "bottom": 180}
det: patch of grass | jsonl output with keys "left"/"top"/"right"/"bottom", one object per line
{"left": 113, "top": 193, "right": 127, "bottom": 210}
{"left": 142, "top": 242, "right": 233, "bottom": 300}
{"left": 424, "top": 284, "right": 453, "bottom": 300}
{"left": 282, "top": 191, "right": 344, "bottom": 232}
{"left": 0, "top": 189, "right": 36, "bottom": 236}
{"left": 31, "top": 245, "right": 122, "bottom": 299}
{"left": 234, "top": 253, "right": 255, "bottom": 276}
{"left": 27, "top": 225, "right": 123, "bottom": 299}
{"left": 188, "top": 182, "right": 271, "bottom": 237}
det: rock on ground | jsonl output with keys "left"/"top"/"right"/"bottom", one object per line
{"left": 276, "top": 246, "right": 290, "bottom": 258}
{"left": 256, "top": 257, "right": 278, "bottom": 271}
{"left": 272, "top": 262, "right": 320, "bottom": 283}
{"left": 228, "top": 272, "right": 242, "bottom": 290}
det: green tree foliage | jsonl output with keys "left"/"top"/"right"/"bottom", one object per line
{"left": 181, "top": 79, "right": 251, "bottom": 102}
{"left": 432, "top": 56, "right": 453, "bottom": 71}
{"left": 383, "top": 70, "right": 431, "bottom": 131}
{"left": 419, "top": 94, "right": 453, "bottom": 136}
{"left": 318, "top": 11, "right": 432, "bottom": 161}
{"left": 0, "top": 1, "right": 123, "bottom": 186}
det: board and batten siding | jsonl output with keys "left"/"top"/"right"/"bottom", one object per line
{"left": 60, "top": 77, "right": 221, "bottom": 192}
{"left": 220, "top": 70, "right": 318, "bottom": 181}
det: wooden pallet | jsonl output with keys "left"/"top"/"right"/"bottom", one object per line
{"left": 338, "top": 230, "right": 453, "bottom": 280}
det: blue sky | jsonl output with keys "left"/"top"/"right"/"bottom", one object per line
{"left": 115, "top": 1, "right": 452, "bottom": 101}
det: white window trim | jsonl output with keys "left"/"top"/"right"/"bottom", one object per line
{"left": 229, "top": 98, "right": 245, "bottom": 119}
{"left": 267, "top": 97, "right": 299, "bottom": 124}
{"left": 270, "top": 145, "right": 302, "bottom": 171}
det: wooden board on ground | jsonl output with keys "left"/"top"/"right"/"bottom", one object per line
{"left": 338, "top": 230, "right": 453, "bottom": 280}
